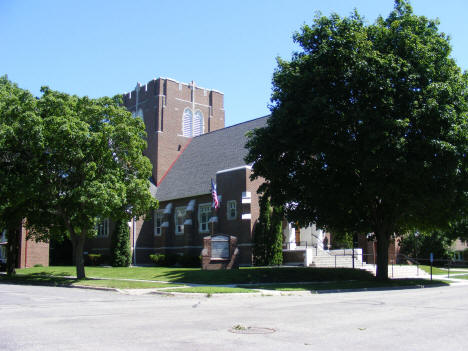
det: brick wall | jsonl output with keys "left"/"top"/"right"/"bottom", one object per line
{"left": 123, "top": 78, "right": 225, "bottom": 184}
{"left": 18, "top": 224, "right": 49, "bottom": 268}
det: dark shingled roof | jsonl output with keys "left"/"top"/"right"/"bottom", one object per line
{"left": 156, "top": 116, "right": 268, "bottom": 202}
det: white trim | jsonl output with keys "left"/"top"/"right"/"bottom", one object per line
{"left": 175, "top": 97, "right": 211, "bottom": 108}
{"left": 198, "top": 203, "right": 211, "bottom": 233}
{"left": 174, "top": 207, "right": 186, "bottom": 235}
{"left": 216, "top": 165, "right": 252, "bottom": 175}
{"left": 154, "top": 210, "right": 164, "bottom": 236}
{"left": 241, "top": 213, "right": 251, "bottom": 220}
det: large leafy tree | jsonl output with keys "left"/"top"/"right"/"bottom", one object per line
{"left": 399, "top": 230, "right": 453, "bottom": 262}
{"left": 0, "top": 76, "right": 44, "bottom": 276}
{"left": 246, "top": 1, "right": 468, "bottom": 279}
{"left": 29, "top": 88, "right": 156, "bottom": 279}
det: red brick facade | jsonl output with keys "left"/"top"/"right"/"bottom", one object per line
{"left": 122, "top": 78, "right": 225, "bottom": 184}
{"left": 18, "top": 224, "right": 49, "bottom": 268}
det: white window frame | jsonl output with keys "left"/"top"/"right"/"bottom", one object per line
{"left": 227, "top": 200, "right": 237, "bottom": 220}
{"left": 96, "top": 219, "right": 109, "bottom": 238}
{"left": 198, "top": 203, "right": 211, "bottom": 233}
{"left": 154, "top": 210, "right": 163, "bottom": 236}
{"left": 182, "top": 108, "right": 193, "bottom": 137}
{"left": 175, "top": 207, "right": 186, "bottom": 235}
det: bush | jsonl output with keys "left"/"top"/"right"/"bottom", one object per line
{"left": 86, "top": 253, "right": 102, "bottom": 266}
{"left": 111, "top": 219, "right": 131, "bottom": 267}
{"left": 33, "top": 264, "right": 43, "bottom": 267}
{"left": 399, "top": 230, "right": 453, "bottom": 262}
{"left": 149, "top": 253, "right": 201, "bottom": 267}
{"left": 149, "top": 253, "right": 166, "bottom": 266}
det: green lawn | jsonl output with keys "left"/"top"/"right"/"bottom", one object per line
{"left": 0, "top": 273, "right": 183, "bottom": 289}
{"left": 15, "top": 266, "right": 375, "bottom": 284}
{"left": 246, "top": 279, "right": 449, "bottom": 292}
{"left": 419, "top": 265, "right": 468, "bottom": 275}
{"left": 74, "top": 279, "right": 183, "bottom": 289}
{"left": 0, "top": 266, "right": 449, "bottom": 293}
{"left": 165, "top": 287, "right": 256, "bottom": 294}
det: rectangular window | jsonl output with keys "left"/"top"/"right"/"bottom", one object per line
{"left": 0, "top": 245, "right": 5, "bottom": 263}
{"left": 154, "top": 210, "right": 163, "bottom": 236}
{"left": 227, "top": 200, "right": 237, "bottom": 220}
{"left": 175, "top": 207, "right": 186, "bottom": 235}
{"left": 198, "top": 204, "right": 211, "bottom": 233}
{"left": 97, "top": 219, "right": 109, "bottom": 238}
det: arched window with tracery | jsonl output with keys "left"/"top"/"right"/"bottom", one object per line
{"left": 182, "top": 108, "right": 193, "bottom": 137}
{"left": 193, "top": 110, "right": 203, "bottom": 136}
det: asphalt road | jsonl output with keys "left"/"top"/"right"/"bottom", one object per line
{"left": 1, "top": 283, "right": 467, "bottom": 351}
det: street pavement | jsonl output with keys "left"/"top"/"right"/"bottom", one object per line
{"left": 1, "top": 282, "right": 467, "bottom": 351}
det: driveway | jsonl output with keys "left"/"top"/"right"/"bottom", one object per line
{"left": 0, "top": 282, "right": 467, "bottom": 351}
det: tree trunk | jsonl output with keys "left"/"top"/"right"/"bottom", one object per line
{"left": 375, "top": 230, "right": 390, "bottom": 280}
{"left": 6, "top": 225, "right": 21, "bottom": 276}
{"left": 71, "top": 233, "right": 86, "bottom": 279}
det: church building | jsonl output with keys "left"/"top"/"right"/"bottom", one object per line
{"left": 85, "top": 77, "right": 269, "bottom": 265}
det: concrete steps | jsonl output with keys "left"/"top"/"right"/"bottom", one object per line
{"left": 309, "top": 248, "right": 429, "bottom": 278}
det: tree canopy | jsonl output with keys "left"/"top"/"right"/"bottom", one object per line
{"left": 0, "top": 80, "right": 157, "bottom": 279}
{"left": 245, "top": 0, "right": 468, "bottom": 279}
{"left": 29, "top": 87, "right": 156, "bottom": 278}
{"left": 0, "top": 76, "right": 44, "bottom": 275}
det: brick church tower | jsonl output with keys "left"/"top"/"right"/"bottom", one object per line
{"left": 122, "top": 78, "right": 225, "bottom": 184}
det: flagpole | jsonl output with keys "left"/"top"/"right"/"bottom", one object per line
{"left": 211, "top": 206, "right": 214, "bottom": 236}
{"left": 210, "top": 178, "right": 219, "bottom": 236}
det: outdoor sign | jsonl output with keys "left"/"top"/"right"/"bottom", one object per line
{"left": 430, "top": 252, "right": 433, "bottom": 263}
{"left": 211, "top": 235, "right": 229, "bottom": 259}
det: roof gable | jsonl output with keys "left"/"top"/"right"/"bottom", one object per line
{"left": 156, "top": 116, "right": 268, "bottom": 202}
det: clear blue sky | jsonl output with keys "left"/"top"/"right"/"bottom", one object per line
{"left": 2, "top": 0, "right": 467, "bottom": 127}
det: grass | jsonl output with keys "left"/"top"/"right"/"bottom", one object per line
{"left": 450, "top": 274, "right": 468, "bottom": 280}
{"left": 165, "top": 287, "right": 256, "bottom": 294}
{"left": 73, "top": 280, "right": 183, "bottom": 289}
{"left": 419, "top": 265, "right": 468, "bottom": 275}
{"left": 0, "top": 272, "right": 183, "bottom": 289}
{"left": 15, "top": 266, "right": 375, "bottom": 284}
{"left": 245, "top": 279, "right": 449, "bottom": 292}
{"left": 419, "top": 265, "right": 449, "bottom": 275}
{"left": 1, "top": 266, "right": 449, "bottom": 293}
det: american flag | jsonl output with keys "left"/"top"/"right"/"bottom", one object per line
{"left": 211, "top": 178, "right": 219, "bottom": 209}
